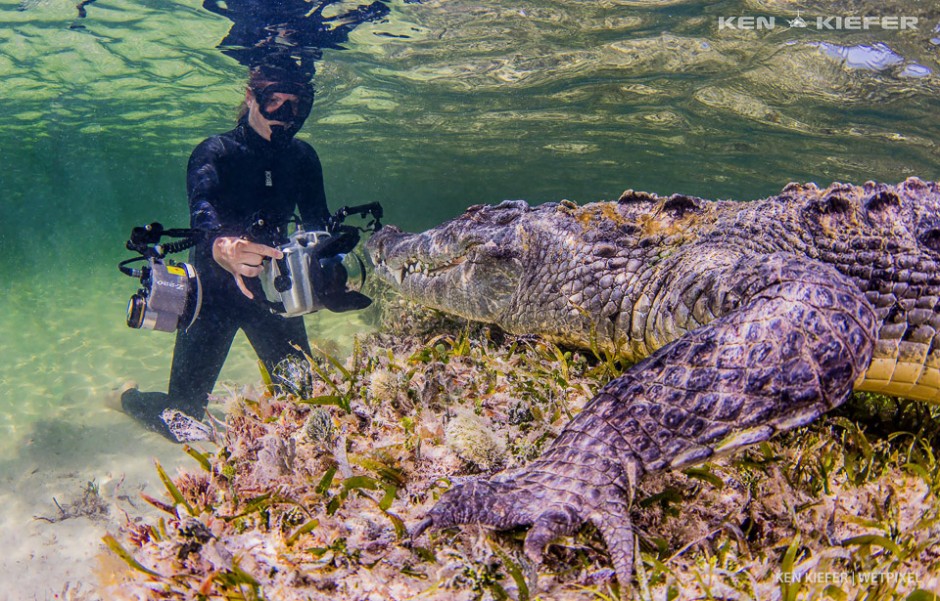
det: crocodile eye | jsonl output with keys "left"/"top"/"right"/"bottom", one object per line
{"left": 492, "top": 212, "right": 520, "bottom": 225}
{"left": 864, "top": 191, "right": 901, "bottom": 214}
{"left": 920, "top": 228, "right": 940, "bottom": 252}
{"left": 661, "top": 194, "right": 703, "bottom": 217}
{"left": 618, "top": 189, "right": 657, "bottom": 204}
{"left": 819, "top": 192, "right": 853, "bottom": 214}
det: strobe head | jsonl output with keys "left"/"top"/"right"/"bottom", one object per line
{"left": 126, "top": 259, "right": 202, "bottom": 332}
{"left": 120, "top": 222, "right": 208, "bottom": 332}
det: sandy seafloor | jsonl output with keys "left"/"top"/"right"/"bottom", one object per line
{"left": 0, "top": 264, "right": 371, "bottom": 600}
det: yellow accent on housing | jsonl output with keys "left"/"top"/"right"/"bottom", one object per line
{"left": 166, "top": 265, "right": 186, "bottom": 277}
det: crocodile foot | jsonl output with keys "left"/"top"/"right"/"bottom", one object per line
{"left": 413, "top": 456, "right": 637, "bottom": 584}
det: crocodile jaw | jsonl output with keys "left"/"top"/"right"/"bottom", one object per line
{"left": 367, "top": 222, "right": 524, "bottom": 323}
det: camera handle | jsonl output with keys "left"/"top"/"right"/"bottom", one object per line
{"left": 273, "top": 256, "right": 293, "bottom": 293}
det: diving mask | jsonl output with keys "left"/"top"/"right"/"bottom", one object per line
{"left": 252, "top": 82, "right": 314, "bottom": 124}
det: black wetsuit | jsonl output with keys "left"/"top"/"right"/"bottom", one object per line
{"left": 122, "top": 117, "right": 329, "bottom": 441}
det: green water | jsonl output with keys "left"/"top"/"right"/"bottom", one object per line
{"left": 0, "top": 0, "right": 938, "bottom": 595}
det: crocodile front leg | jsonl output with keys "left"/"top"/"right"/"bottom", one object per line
{"left": 414, "top": 253, "right": 879, "bottom": 585}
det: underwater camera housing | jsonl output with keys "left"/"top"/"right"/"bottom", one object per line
{"left": 119, "top": 223, "right": 205, "bottom": 332}
{"left": 257, "top": 203, "right": 383, "bottom": 316}
{"left": 118, "top": 202, "right": 383, "bottom": 331}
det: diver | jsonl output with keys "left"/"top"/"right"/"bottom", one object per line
{"left": 118, "top": 53, "right": 337, "bottom": 442}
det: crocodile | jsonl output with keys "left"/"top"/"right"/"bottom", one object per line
{"left": 365, "top": 178, "right": 940, "bottom": 585}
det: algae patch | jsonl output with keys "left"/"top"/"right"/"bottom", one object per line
{"left": 98, "top": 304, "right": 940, "bottom": 600}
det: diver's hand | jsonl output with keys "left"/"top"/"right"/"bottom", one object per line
{"left": 212, "top": 236, "right": 283, "bottom": 299}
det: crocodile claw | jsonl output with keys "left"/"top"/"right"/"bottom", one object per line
{"left": 412, "top": 466, "right": 637, "bottom": 586}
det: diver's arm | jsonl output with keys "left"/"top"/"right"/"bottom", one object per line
{"left": 187, "top": 137, "right": 280, "bottom": 298}
{"left": 187, "top": 137, "right": 225, "bottom": 234}
{"left": 296, "top": 143, "right": 330, "bottom": 231}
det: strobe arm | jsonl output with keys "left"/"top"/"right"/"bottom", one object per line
{"left": 327, "top": 202, "right": 383, "bottom": 233}
{"left": 120, "top": 223, "right": 214, "bottom": 277}
{"left": 125, "top": 223, "right": 213, "bottom": 256}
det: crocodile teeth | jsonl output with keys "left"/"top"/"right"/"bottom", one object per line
{"left": 402, "top": 261, "right": 432, "bottom": 277}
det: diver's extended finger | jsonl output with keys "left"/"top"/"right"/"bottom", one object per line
{"left": 233, "top": 273, "right": 254, "bottom": 299}
{"left": 237, "top": 241, "right": 283, "bottom": 260}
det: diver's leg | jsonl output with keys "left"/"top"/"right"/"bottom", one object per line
{"left": 119, "top": 390, "right": 179, "bottom": 440}
{"left": 241, "top": 308, "right": 311, "bottom": 376}
{"left": 167, "top": 303, "right": 240, "bottom": 413}
{"left": 122, "top": 303, "right": 238, "bottom": 440}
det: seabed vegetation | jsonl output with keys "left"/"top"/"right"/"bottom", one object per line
{"left": 99, "top": 292, "right": 940, "bottom": 601}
